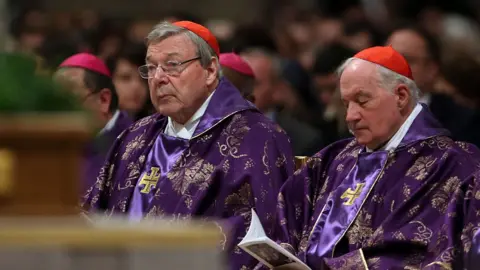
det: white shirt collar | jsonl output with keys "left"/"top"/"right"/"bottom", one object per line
{"left": 367, "top": 103, "right": 423, "bottom": 152}
{"left": 164, "top": 91, "right": 215, "bottom": 140}
{"left": 98, "top": 110, "right": 120, "bottom": 136}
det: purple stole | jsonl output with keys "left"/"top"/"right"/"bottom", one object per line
{"left": 127, "top": 131, "right": 188, "bottom": 220}
{"left": 308, "top": 150, "right": 389, "bottom": 261}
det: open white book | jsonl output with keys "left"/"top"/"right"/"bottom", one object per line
{"left": 238, "top": 209, "right": 311, "bottom": 270}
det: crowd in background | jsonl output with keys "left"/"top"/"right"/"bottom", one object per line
{"left": 7, "top": 1, "right": 480, "bottom": 156}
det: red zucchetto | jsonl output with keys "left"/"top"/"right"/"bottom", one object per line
{"left": 173, "top": 21, "right": 220, "bottom": 56}
{"left": 354, "top": 46, "right": 414, "bottom": 80}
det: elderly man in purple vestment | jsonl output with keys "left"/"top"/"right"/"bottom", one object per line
{"left": 263, "top": 46, "right": 480, "bottom": 270}
{"left": 54, "top": 53, "right": 133, "bottom": 193}
{"left": 80, "top": 21, "right": 295, "bottom": 269}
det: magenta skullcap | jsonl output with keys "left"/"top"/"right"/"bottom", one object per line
{"left": 58, "top": 53, "right": 111, "bottom": 77}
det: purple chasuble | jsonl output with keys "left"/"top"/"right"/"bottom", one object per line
{"left": 273, "top": 104, "right": 480, "bottom": 269}
{"left": 82, "top": 111, "right": 132, "bottom": 193}
{"left": 81, "top": 78, "right": 296, "bottom": 270}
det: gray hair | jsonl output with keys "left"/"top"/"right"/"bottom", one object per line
{"left": 146, "top": 21, "right": 222, "bottom": 78}
{"left": 337, "top": 58, "right": 419, "bottom": 105}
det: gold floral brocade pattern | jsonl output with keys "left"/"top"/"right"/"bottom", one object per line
{"left": 218, "top": 114, "right": 250, "bottom": 158}
{"left": 431, "top": 176, "right": 461, "bottom": 214}
{"left": 347, "top": 209, "right": 374, "bottom": 247}
{"left": 324, "top": 249, "right": 369, "bottom": 270}
{"left": 225, "top": 183, "right": 253, "bottom": 217}
{"left": 121, "top": 133, "right": 146, "bottom": 160}
{"left": 167, "top": 151, "right": 215, "bottom": 195}
{"left": 410, "top": 221, "right": 433, "bottom": 245}
{"left": 406, "top": 156, "right": 437, "bottom": 181}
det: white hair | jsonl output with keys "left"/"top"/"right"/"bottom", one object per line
{"left": 145, "top": 21, "right": 222, "bottom": 78}
{"left": 336, "top": 58, "right": 420, "bottom": 105}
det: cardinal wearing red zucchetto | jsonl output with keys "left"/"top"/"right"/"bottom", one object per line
{"left": 264, "top": 46, "right": 480, "bottom": 270}
{"left": 81, "top": 20, "right": 295, "bottom": 270}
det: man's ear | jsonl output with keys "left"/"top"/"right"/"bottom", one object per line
{"left": 395, "top": 84, "right": 411, "bottom": 109}
{"left": 98, "top": 88, "right": 112, "bottom": 114}
{"left": 205, "top": 57, "right": 219, "bottom": 86}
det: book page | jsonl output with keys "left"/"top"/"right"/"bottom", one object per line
{"left": 240, "top": 238, "right": 311, "bottom": 270}
{"left": 239, "top": 209, "right": 267, "bottom": 245}
{"left": 238, "top": 209, "right": 311, "bottom": 270}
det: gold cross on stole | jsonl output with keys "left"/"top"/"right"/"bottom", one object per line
{"left": 139, "top": 167, "right": 161, "bottom": 194}
{"left": 340, "top": 183, "right": 365, "bottom": 205}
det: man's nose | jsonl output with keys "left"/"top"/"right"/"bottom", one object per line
{"left": 345, "top": 104, "right": 361, "bottom": 122}
{"left": 153, "top": 66, "right": 168, "bottom": 79}
{"left": 152, "top": 67, "right": 169, "bottom": 84}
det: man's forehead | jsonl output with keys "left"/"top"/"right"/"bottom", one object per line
{"left": 55, "top": 67, "right": 85, "bottom": 82}
{"left": 340, "top": 60, "right": 378, "bottom": 97}
{"left": 341, "top": 59, "right": 376, "bottom": 80}
{"left": 146, "top": 34, "right": 194, "bottom": 59}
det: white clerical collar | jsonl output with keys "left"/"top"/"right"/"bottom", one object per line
{"left": 98, "top": 110, "right": 120, "bottom": 136}
{"left": 164, "top": 91, "right": 215, "bottom": 140}
{"left": 367, "top": 103, "right": 422, "bottom": 152}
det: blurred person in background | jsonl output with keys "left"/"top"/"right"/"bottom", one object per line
{"left": 241, "top": 47, "right": 325, "bottom": 155}
{"left": 282, "top": 10, "right": 317, "bottom": 68}
{"left": 312, "top": 15, "right": 344, "bottom": 50}
{"left": 126, "top": 20, "right": 156, "bottom": 44}
{"left": 386, "top": 25, "right": 440, "bottom": 97}
{"left": 441, "top": 49, "right": 480, "bottom": 147}
{"left": 81, "top": 21, "right": 295, "bottom": 270}
{"left": 312, "top": 43, "right": 356, "bottom": 109}
{"left": 75, "top": 9, "right": 102, "bottom": 53}
{"left": 37, "top": 11, "right": 79, "bottom": 71}
{"left": 94, "top": 24, "right": 125, "bottom": 61}
{"left": 341, "top": 22, "right": 374, "bottom": 51}
{"left": 108, "top": 42, "right": 154, "bottom": 120}
{"left": 231, "top": 24, "right": 278, "bottom": 55}
{"left": 10, "top": 7, "right": 47, "bottom": 55}
{"left": 418, "top": 6, "right": 445, "bottom": 37}
{"left": 219, "top": 52, "right": 255, "bottom": 102}
{"left": 311, "top": 43, "right": 356, "bottom": 144}
{"left": 241, "top": 48, "right": 280, "bottom": 118}
{"left": 54, "top": 53, "right": 133, "bottom": 193}
{"left": 386, "top": 24, "right": 477, "bottom": 146}
{"left": 163, "top": 11, "right": 203, "bottom": 24}
{"left": 274, "top": 59, "right": 325, "bottom": 156}
{"left": 206, "top": 19, "right": 236, "bottom": 52}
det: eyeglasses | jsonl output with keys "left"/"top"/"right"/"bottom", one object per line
{"left": 138, "top": 56, "right": 201, "bottom": 79}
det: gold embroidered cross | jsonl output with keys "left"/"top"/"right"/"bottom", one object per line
{"left": 139, "top": 167, "right": 161, "bottom": 194}
{"left": 340, "top": 183, "right": 365, "bottom": 205}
